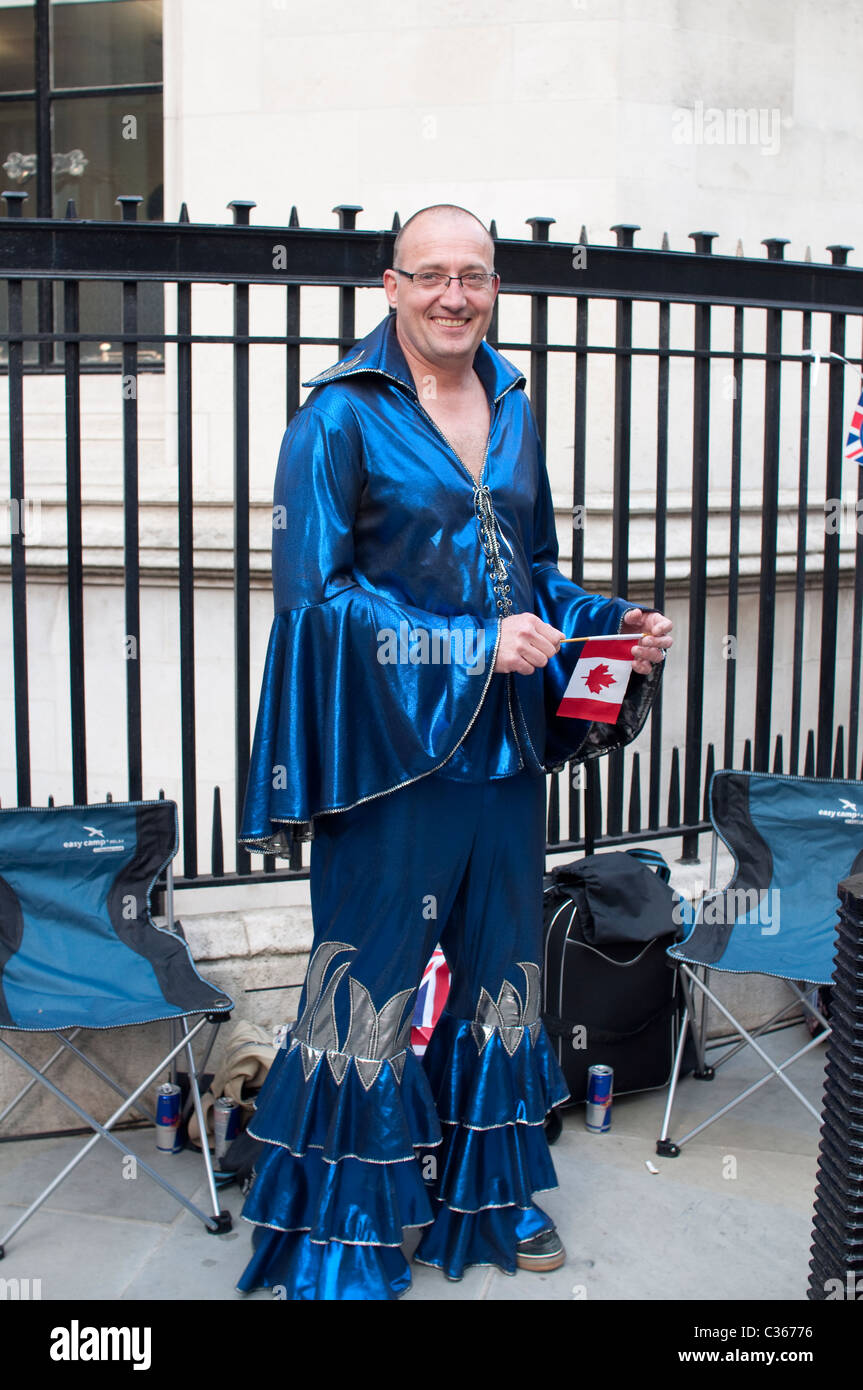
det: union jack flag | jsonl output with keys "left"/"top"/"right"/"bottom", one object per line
{"left": 846, "top": 385, "right": 863, "bottom": 465}
{"left": 411, "top": 946, "right": 451, "bottom": 1056}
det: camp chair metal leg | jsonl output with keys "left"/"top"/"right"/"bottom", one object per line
{"left": 169, "top": 1018, "right": 178, "bottom": 1088}
{"left": 179, "top": 1019, "right": 222, "bottom": 1124}
{"left": 657, "top": 1002, "right": 691, "bottom": 1155}
{"left": 677, "top": 969, "right": 711, "bottom": 1076}
{"left": 697, "top": 967, "right": 711, "bottom": 1067}
{"left": 195, "top": 1019, "right": 221, "bottom": 1079}
{"left": 178, "top": 1016, "right": 222, "bottom": 1219}
{"left": 0, "top": 1017, "right": 230, "bottom": 1254}
{"left": 0, "top": 1029, "right": 82, "bottom": 1127}
{"left": 697, "top": 830, "right": 719, "bottom": 1051}
{"left": 55, "top": 1034, "right": 157, "bottom": 1124}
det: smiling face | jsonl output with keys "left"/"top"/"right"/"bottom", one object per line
{"left": 383, "top": 209, "right": 499, "bottom": 377}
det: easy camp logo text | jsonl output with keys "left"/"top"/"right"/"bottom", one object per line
{"left": 62, "top": 824, "right": 127, "bottom": 854}
{"left": 818, "top": 798, "right": 863, "bottom": 825}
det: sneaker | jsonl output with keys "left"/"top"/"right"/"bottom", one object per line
{"left": 516, "top": 1226, "right": 566, "bottom": 1272}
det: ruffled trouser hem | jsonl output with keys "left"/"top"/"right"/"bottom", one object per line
{"left": 237, "top": 1225, "right": 414, "bottom": 1301}
{"left": 236, "top": 1011, "right": 569, "bottom": 1298}
{"left": 412, "top": 1011, "right": 569, "bottom": 1279}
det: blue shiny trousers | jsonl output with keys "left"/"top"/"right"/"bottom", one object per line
{"left": 235, "top": 769, "right": 569, "bottom": 1300}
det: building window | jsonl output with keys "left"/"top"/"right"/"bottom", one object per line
{"left": 0, "top": 0, "right": 164, "bottom": 368}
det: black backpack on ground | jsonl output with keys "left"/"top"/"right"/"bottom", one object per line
{"left": 542, "top": 849, "right": 697, "bottom": 1118}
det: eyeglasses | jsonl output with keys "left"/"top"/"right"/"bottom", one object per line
{"left": 394, "top": 268, "right": 498, "bottom": 292}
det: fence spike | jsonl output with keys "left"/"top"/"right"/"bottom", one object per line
{"left": 833, "top": 725, "right": 845, "bottom": 778}
{"left": 584, "top": 762, "right": 601, "bottom": 855}
{"left": 667, "top": 747, "right": 681, "bottom": 827}
{"left": 64, "top": 199, "right": 78, "bottom": 220}
{"left": 804, "top": 730, "right": 815, "bottom": 777}
{"left": 211, "top": 786, "right": 224, "bottom": 877}
{"left": 702, "top": 743, "right": 715, "bottom": 819}
{"left": 568, "top": 760, "right": 580, "bottom": 844}
{"left": 178, "top": 202, "right": 190, "bottom": 223}
{"left": 735, "top": 238, "right": 744, "bottom": 257}
{"left": 804, "top": 245, "right": 812, "bottom": 263}
{"left": 289, "top": 205, "right": 299, "bottom": 228}
{"left": 48, "top": 794, "right": 54, "bottom": 807}
{"left": 628, "top": 753, "right": 641, "bottom": 833}
{"left": 106, "top": 791, "right": 113, "bottom": 802}
{"left": 579, "top": 224, "right": 588, "bottom": 245}
{"left": 547, "top": 770, "right": 560, "bottom": 845}
{"left": 772, "top": 734, "right": 784, "bottom": 774}
{"left": 660, "top": 231, "right": 669, "bottom": 251}
{"left": 489, "top": 218, "right": 498, "bottom": 240}
{"left": 391, "top": 210, "right": 401, "bottom": 231}
{"left": 742, "top": 738, "right": 752, "bottom": 771}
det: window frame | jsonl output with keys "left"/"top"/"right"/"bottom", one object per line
{"left": 0, "top": 0, "right": 164, "bottom": 372}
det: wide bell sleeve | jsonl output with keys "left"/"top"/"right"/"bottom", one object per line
{"left": 528, "top": 442, "right": 663, "bottom": 771}
{"left": 238, "top": 403, "right": 502, "bottom": 856}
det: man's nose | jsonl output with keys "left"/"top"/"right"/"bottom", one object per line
{"left": 438, "top": 277, "right": 469, "bottom": 306}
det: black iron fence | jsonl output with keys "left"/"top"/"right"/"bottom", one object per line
{"left": 1, "top": 194, "right": 862, "bottom": 890}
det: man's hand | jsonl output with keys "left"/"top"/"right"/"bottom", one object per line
{"left": 493, "top": 613, "right": 565, "bottom": 675}
{"left": 621, "top": 608, "right": 673, "bottom": 675}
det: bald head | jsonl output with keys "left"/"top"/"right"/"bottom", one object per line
{"left": 392, "top": 204, "right": 495, "bottom": 271}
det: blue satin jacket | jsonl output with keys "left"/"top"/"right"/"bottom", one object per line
{"left": 238, "top": 312, "right": 661, "bottom": 855}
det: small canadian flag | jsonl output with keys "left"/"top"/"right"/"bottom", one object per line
{"left": 556, "top": 637, "right": 634, "bottom": 723}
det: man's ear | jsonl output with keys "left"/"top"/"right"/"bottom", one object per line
{"left": 382, "top": 268, "right": 398, "bottom": 309}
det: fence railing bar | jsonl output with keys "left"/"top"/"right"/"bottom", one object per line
{"left": 118, "top": 196, "right": 143, "bottom": 800}
{"left": 754, "top": 240, "right": 788, "bottom": 772}
{"left": 848, "top": 322, "right": 863, "bottom": 777}
{"left": 6, "top": 193, "right": 31, "bottom": 806}
{"left": 649, "top": 294, "right": 670, "bottom": 828}
{"left": 176, "top": 255, "right": 197, "bottom": 879}
{"left": 229, "top": 202, "right": 255, "bottom": 876}
{"left": 3, "top": 219, "right": 861, "bottom": 312}
{"left": 607, "top": 225, "right": 639, "bottom": 840}
{"left": 817, "top": 246, "right": 854, "bottom": 775}
{"left": 63, "top": 265, "right": 86, "bottom": 804}
{"left": 681, "top": 232, "right": 716, "bottom": 859}
{"left": 723, "top": 304, "right": 744, "bottom": 771}
{"left": 790, "top": 309, "right": 812, "bottom": 775}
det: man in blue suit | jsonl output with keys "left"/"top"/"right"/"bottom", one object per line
{"left": 236, "top": 204, "right": 672, "bottom": 1300}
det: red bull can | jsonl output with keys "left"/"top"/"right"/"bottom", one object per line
{"left": 155, "top": 1081, "right": 182, "bottom": 1153}
{"left": 214, "top": 1097, "right": 241, "bottom": 1164}
{"left": 585, "top": 1064, "right": 613, "bottom": 1132}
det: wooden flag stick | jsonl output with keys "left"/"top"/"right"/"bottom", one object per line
{"left": 559, "top": 633, "right": 644, "bottom": 644}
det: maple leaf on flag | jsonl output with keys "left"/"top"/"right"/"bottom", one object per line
{"left": 584, "top": 662, "right": 617, "bottom": 694}
{"left": 556, "top": 637, "right": 633, "bottom": 722}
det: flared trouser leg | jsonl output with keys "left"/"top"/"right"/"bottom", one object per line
{"left": 236, "top": 770, "right": 569, "bottom": 1300}
{"left": 413, "top": 770, "right": 570, "bottom": 1279}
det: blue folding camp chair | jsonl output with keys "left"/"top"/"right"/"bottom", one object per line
{"left": 657, "top": 770, "right": 863, "bottom": 1156}
{"left": 0, "top": 799, "right": 235, "bottom": 1255}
